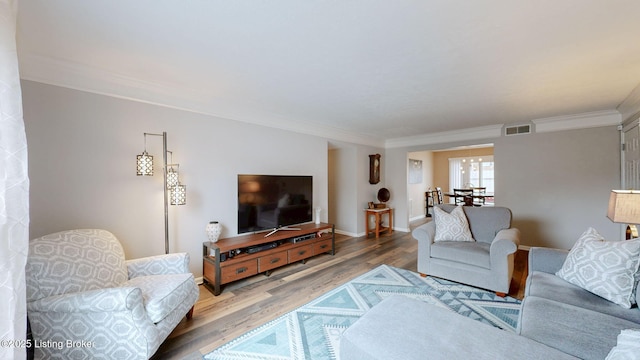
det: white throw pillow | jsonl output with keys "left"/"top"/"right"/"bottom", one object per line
{"left": 556, "top": 227, "right": 640, "bottom": 308}
{"left": 433, "top": 206, "right": 474, "bottom": 242}
{"left": 605, "top": 329, "right": 640, "bottom": 360}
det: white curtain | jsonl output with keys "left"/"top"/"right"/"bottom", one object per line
{"left": 448, "top": 158, "right": 463, "bottom": 192}
{"left": 0, "top": 1, "right": 29, "bottom": 359}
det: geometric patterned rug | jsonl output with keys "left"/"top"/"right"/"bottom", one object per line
{"left": 203, "top": 264, "right": 522, "bottom": 360}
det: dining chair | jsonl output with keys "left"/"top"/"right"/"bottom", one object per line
{"left": 472, "top": 187, "right": 486, "bottom": 206}
{"left": 453, "top": 188, "right": 473, "bottom": 205}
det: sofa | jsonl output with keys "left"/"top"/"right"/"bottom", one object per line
{"left": 518, "top": 247, "right": 640, "bottom": 359}
{"left": 26, "top": 229, "right": 200, "bottom": 359}
{"left": 412, "top": 204, "right": 520, "bottom": 294}
{"left": 341, "top": 246, "right": 640, "bottom": 359}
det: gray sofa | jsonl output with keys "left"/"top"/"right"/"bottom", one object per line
{"left": 518, "top": 247, "right": 640, "bottom": 359}
{"left": 340, "top": 247, "right": 640, "bottom": 359}
{"left": 412, "top": 204, "right": 520, "bottom": 294}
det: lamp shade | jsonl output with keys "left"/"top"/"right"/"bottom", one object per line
{"left": 607, "top": 190, "right": 640, "bottom": 224}
{"left": 136, "top": 151, "right": 153, "bottom": 176}
{"left": 170, "top": 184, "right": 187, "bottom": 205}
{"left": 167, "top": 167, "right": 179, "bottom": 188}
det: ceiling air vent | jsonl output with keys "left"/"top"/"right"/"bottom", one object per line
{"left": 505, "top": 124, "right": 531, "bottom": 136}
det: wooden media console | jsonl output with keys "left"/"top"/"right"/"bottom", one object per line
{"left": 202, "top": 222, "right": 335, "bottom": 295}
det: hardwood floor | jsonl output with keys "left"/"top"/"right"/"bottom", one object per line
{"left": 152, "top": 219, "right": 529, "bottom": 359}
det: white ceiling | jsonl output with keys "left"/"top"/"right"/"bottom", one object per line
{"left": 16, "top": 0, "right": 640, "bottom": 147}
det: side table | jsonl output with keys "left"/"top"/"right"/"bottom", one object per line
{"left": 364, "top": 208, "right": 393, "bottom": 238}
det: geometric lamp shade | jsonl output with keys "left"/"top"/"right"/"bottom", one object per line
{"left": 167, "top": 166, "right": 179, "bottom": 188}
{"left": 170, "top": 184, "right": 187, "bottom": 205}
{"left": 136, "top": 151, "right": 153, "bottom": 176}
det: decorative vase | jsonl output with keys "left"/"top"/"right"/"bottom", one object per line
{"left": 206, "top": 221, "right": 222, "bottom": 243}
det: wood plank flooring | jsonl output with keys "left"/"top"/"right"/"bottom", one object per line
{"left": 152, "top": 219, "right": 529, "bottom": 359}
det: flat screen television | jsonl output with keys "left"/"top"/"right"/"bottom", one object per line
{"left": 238, "top": 174, "right": 313, "bottom": 235}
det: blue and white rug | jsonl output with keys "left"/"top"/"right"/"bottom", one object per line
{"left": 204, "top": 264, "right": 521, "bottom": 360}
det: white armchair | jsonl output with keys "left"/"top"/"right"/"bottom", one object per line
{"left": 26, "top": 229, "right": 199, "bottom": 359}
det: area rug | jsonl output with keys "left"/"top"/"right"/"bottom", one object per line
{"left": 203, "top": 264, "right": 521, "bottom": 360}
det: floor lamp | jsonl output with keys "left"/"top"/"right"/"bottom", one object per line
{"left": 136, "top": 132, "right": 186, "bottom": 254}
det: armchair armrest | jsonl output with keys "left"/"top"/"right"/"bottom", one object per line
{"left": 126, "top": 252, "right": 190, "bottom": 279}
{"left": 490, "top": 228, "right": 520, "bottom": 253}
{"left": 412, "top": 222, "right": 435, "bottom": 247}
{"left": 489, "top": 228, "right": 520, "bottom": 265}
{"left": 27, "top": 287, "right": 142, "bottom": 313}
{"left": 528, "top": 247, "right": 568, "bottom": 275}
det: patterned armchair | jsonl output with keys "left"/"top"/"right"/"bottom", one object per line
{"left": 26, "top": 229, "right": 199, "bottom": 359}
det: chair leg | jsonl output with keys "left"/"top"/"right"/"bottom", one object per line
{"left": 495, "top": 292, "right": 506, "bottom": 298}
{"left": 419, "top": 273, "right": 427, "bottom": 278}
{"left": 186, "top": 306, "right": 194, "bottom": 320}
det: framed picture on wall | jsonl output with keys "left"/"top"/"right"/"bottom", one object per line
{"left": 369, "top": 154, "right": 380, "bottom": 184}
{"left": 409, "top": 159, "right": 422, "bottom": 184}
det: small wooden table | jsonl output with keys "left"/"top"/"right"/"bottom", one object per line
{"left": 364, "top": 208, "right": 393, "bottom": 238}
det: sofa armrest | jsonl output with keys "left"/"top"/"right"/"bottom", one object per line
{"left": 528, "top": 247, "right": 568, "bottom": 275}
{"left": 126, "top": 252, "right": 190, "bottom": 279}
{"left": 27, "top": 287, "right": 142, "bottom": 313}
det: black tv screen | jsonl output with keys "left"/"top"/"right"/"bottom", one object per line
{"left": 238, "top": 175, "right": 313, "bottom": 234}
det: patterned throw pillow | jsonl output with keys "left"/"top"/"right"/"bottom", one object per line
{"left": 556, "top": 227, "right": 640, "bottom": 309}
{"left": 605, "top": 329, "right": 640, "bottom": 360}
{"left": 434, "top": 206, "right": 474, "bottom": 242}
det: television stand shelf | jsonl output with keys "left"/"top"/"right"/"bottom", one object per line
{"left": 202, "top": 223, "right": 335, "bottom": 296}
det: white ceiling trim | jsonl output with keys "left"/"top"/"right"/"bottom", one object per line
{"left": 19, "top": 54, "right": 385, "bottom": 148}
{"left": 532, "top": 110, "right": 621, "bottom": 133}
{"left": 385, "top": 124, "right": 504, "bottom": 149}
{"left": 618, "top": 82, "right": 640, "bottom": 124}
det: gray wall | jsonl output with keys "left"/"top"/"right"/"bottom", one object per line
{"left": 494, "top": 126, "right": 621, "bottom": 248}
{"left": 23, "top": 80, "right": 329, "bottom": 276}
{"left": 385, "top": 125, "right": 622, "bottom": 248}
{"left": 328, "top": 142, "right": 386, "bottom": 236}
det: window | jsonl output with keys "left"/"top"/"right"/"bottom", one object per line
{"left": 449, "top": 156, "right": 494, "bottom": 193}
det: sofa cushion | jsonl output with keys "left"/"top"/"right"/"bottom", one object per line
{"left": 341, "top": 295, "right": 578, "bottom": 360}
{"left": 556, "top": 228, "right": 640, "bottom": 308}
{"left": 434, "top": 205, "right": 474, "bottom": 242}
{"left": 431, "top": 241, "right": 491, "bottom": 269}
{"left": 518, "top": 296, "right": 639, "bottom": 360}
{"left": 605, "top": 329, "right": 640, "bottom": 360}
{"left": 124, "top": 273, "right": 195, "bottom": 323}
{"left": 525, "top": 271, "right": 640, "bottom": 324}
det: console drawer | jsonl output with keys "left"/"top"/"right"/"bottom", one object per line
{"left": 221, "top": 259, "right": 258, "bottom": 283}
{"left": 313, "top": 239, "right": 333, "bottom": 255}
{"left": 289, "top": 244, "right": 313, "bottom": 262}
{"left": 258, "top": 250, "right": 288, "bottom": 272}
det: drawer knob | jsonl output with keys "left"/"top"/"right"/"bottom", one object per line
{"left": 236, "top": 267, "right": 248, "bottom": 274}
{"left": 270, "top": 258, "right": 281, "bottom": 264}
{"left": 298, "top": 250, "right": 306, "bottom": 256}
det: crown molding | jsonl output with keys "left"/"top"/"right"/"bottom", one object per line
{"left": 532, "top": 110, "right": 621, "bottom": 133}
{"left": 617, "top": 82, "right": 640, "bottom": 123}
{"left": 18, "top": 54, "right": 386, "bottom": 148}
{"left": 385, "top": 124, "right": 504, "bottom": 149}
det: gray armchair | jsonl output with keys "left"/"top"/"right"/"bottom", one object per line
{"left": 26, "top": 229, "right": 199, "bottom": 359}
{"left": 412, "top": 204, "right": 520, "bottom": 294}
